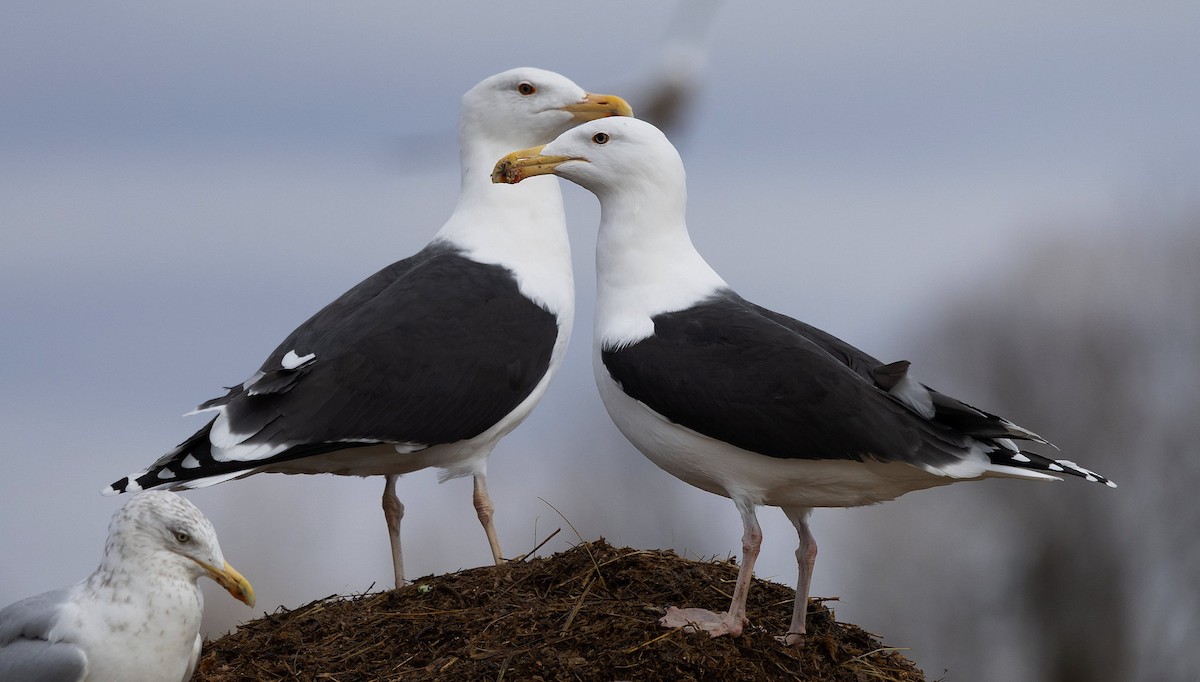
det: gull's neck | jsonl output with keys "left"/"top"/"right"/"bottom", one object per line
{"left": 594, "top": 181, "right": 727, "bottom": 348}
{"left": 434, "top": 133, "right": 574, "bottom": 317}
{"left": 86, "top": 535, "right": 193, "bottom": 592}
{"left": 79, "top": 540, "right": 203, "bottom": 630}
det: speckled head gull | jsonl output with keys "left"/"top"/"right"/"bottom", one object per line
{"left": 495, "top": 116, "right": 1114, "bottom": 648}
{"left": 103, "top": 68, "right": 631, "bottom": 591}
{"left": 0, "top": 492, "right": 253, "bottom": 682}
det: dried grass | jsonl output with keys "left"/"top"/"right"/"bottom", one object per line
{"left": 195, "top": 539, "right": 924, "bottom": 681}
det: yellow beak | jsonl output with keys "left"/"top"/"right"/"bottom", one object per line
{"left": 560, "top": 92, "right": 633, "bottom": 122}
{"left": 491, "top": 92, "right": 629, "bottom": 185}
{"left": 197, "top": 559, "right": 256, "bottom": 607}
{"left": 492, "top": 145, "right": 577, "bottom": 184}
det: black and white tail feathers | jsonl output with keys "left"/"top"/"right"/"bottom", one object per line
{"left": 874, "top": 360, "right": 1115, "bottom": 488}
{"left": 985, "top": 439, "right": 1116, "bottom": 487}
{"left": 101, "top": 420, "right": 374, "bottom": 495}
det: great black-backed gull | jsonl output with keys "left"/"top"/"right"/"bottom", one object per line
{"left": 0, "top": 492, "right": 253, "bottom": 682}
{"left": 493, "top": 116, "right": 1114, "bottom": 647}
{"left": 105, "top": 68, "right": 632, "bottom": 588}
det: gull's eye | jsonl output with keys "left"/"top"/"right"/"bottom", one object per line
{"left": 517, "top": 82, "right": 536, "bottom": 96}
{"left": 592, "top": 132, "right": 610, "bottom": 145}
{"left": 174, "top": 531, "right": 191, "bottom": 544}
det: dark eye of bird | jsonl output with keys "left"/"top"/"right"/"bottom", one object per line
{"left": 517, "top": 82, "right": 536, "bottom": 96}
{"left": 174, "top": 531, "right": 190, "bottom": 544}
{"left": 592, "top": 132, "right": 610, "bottom": 144}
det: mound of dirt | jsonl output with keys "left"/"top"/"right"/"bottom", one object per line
{"left": 194, "top": 539, "right": 924, "bottom": 681}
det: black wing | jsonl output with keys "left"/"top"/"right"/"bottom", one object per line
{"left": 108, "top": 241, "right": 559, "bottom": 493}
{"left": 221, "top": 242, "right": 558, "bottom": 446}
{"left": 602, "top": 292, "right": 970, "bottom": 468}
{"left": 743, "top": 294, "right": 1047, "bottom": 444}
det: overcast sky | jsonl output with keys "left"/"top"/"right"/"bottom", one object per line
{"left": 2, "top": 1, "right": 1197, "bottom": 674}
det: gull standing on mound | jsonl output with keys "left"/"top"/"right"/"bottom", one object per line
{"left": 106, "top": 68, "right": 632, "bottom": 588}
{"left": 494, "top": 117, "right": 1114, "bottom": 646}
{"left": 0, "top": 492, "right": 254, "bottom": 682}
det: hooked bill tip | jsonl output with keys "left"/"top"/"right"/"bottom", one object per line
{"left": 491, "top": 160, "right": 521, "bottom": 184}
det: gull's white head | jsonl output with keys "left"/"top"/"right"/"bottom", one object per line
{"left": 104, "top": 491, "right": 255, "bottom": 607}
{"left": 492, "top": 117, "right": 685, "bottom": 198}
{"left": 460, "top": 67, "right": 633, "bottom": 151}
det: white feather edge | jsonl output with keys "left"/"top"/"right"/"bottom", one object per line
{"left": 888, "top": 374, "right": 935, "bottom": 419}
{"left": 982, "top": 464, "right": 1064, "bottom": 482}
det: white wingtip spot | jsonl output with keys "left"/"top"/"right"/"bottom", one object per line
{"left": 281, "top": 350, "right": 316, "bottom": 370}
{"left": 156, "top": 468, "right": 176, "bottom": 480}
{"left": 1011, "top": 453, "right": 1031, "bottom": 463}
{"left": 1106, "top": 480, "right": 1118, "bottom": 489}
{"left": 125, "top": 479, "right": 143, "bottom": 493}
{"left": 181, "top": 454, "right": 201, "bottom": 469}
{"left": 1047, "top": 463, "right": 1065, "bottom": 472}
{"left": 101, "top": 484, "right": 119, "bottom": 497}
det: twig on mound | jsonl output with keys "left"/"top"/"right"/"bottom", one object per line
{"left": 521, "top": 527, "right": 562, "bottom": 562}
{"left": 539, "top": 499, "right": 607, "bottom": 591}
{"left": 623, "top": 627, "right": 680, "bottom": 654}
{"left": 560, "top": 575, "right": 595, "bottom": 634}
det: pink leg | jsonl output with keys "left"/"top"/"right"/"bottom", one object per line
{"left": 776, "top": 506, "right": 817, "bottom": 647}
{"left": 382, "top": 474, "right": 406, "bottom": 588}
{"left": 473, "top": 473, "right": 505, "bottom": 565}
{"left": 661, "top": 497, "right": 762, "bottom": 638}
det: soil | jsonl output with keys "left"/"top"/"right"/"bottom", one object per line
{"left": 194, "top": 539, "right": 925, "bottom": 681}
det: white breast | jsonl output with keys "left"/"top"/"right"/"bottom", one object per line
{"left": 59, "top": 579, "right": 203, "bottom": 682}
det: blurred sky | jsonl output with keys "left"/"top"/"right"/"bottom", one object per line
{"left": 2, "top": 0, "right": 1198, "bottom": 675}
